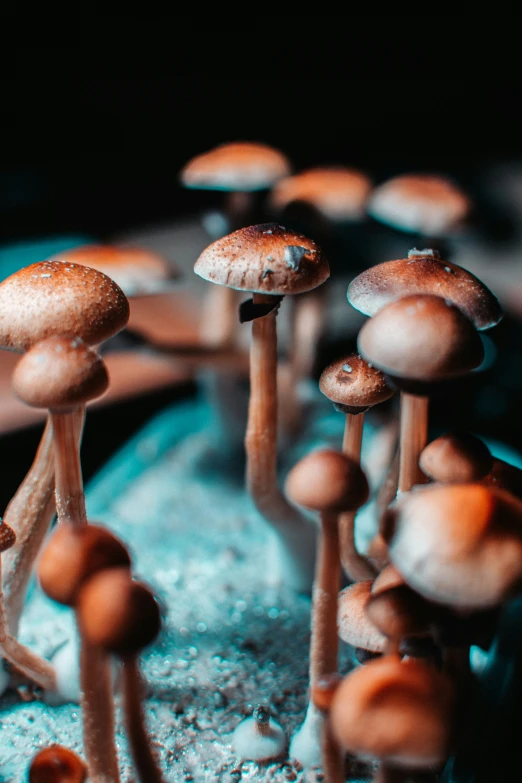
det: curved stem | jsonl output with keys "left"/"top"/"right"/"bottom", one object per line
{"left": 122, "top": 656, "right": 166, "bottom": 783}
{"left": 51, "top": 407, "right": 87, "bottom": 525}
{"left": 246, "top": 294, "right": 315, "bottom": 592}
{"left": 398, "top": 393, "right": 429, "bottom": 494}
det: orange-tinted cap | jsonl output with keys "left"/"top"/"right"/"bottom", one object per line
{"left": 181, "top": 142, "right": 290, "bottom": 191}
{"left": 271, "top": 167, "right": 372, "bottom": 221}
{"left": 285, "top": 449, "right": 369, "bottom": 513}
{"left": 319, "top": 354, "right": 394, "bottom": 413}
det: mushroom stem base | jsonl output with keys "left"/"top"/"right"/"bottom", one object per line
{"left": 122, "top": 656, "right": 166, "bottom": 783}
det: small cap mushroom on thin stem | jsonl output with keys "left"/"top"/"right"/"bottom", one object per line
{"left": 419, "top": 432, "right": 493, "bottom": 484}
{"left": 77, "top": 568, "right": 164, "bottom": 783}
{"left": 232, "top": 705, "right": 286, "bottom": 762}
{"left": 29, "top": 744, "right": 87, "bottom": 783}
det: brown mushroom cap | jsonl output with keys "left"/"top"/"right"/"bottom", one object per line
{"left": 365, "top": 584, "right": 434, "bottom": 641}
{"left": 77, "top": 568, "right": 161, "bottom": 656}
{"left": 181, "top": 142, "right": 291, "bottom": 191}
{"left": 371, "top": 565, "right": 405, "bottom": 594}
{"left": 29, "top": 744, "right": 87, "bottom": 783}
{"left": 194, "top": 223, "right": 329, "bottom": 295}
{"left": 319, "top": 354, "right": 395, "bottom": 413}
{"left": 357, "top": 294, "right": 484, "bottom": 382}
{"left": 330, "top": 656, "right": 455, "bottom": 769}
{"left": 347, "top": 250, "right": 502, "bottom": 331}
{"left": 270, "top": 167, "right": 372, "bottom": 221}
{"left": 385, "top": 483, "right": 522, "bottom": 609}
{"left": 13, "top": 337, "right": 109, "bottom": 410}
{"left": 420, "top": 432, "right": 493, "bottom": 483}
{"left": 368, "top": 174, "right": 470, "bottom": 235}
{"left": 38, "top": 523, "right": 131, "bottom": 607}
{"left": 0, "top": 260, "right": 129, "bottom": 352}
{"left": 285, "top": 449, "right": 369, "bottom": 513}
{"left": 0, "top": 521, "right": 16, "bottom": 553}
{"left": 338, "top": 581, "right": 387, "bottom": 653}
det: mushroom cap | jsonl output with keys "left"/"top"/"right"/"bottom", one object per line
{"left": 371, "top": 565, "right": 405, "bottom": 594}
{"left": 420, "top": 432, "right": 493, "bottom": 484}
{"left": 29, "top": 744, "right": 87, "bottom": 783}
{"left": 77, "top": 568, "right": 161, "bottom": 656}
{"left": 270, "top": 167, "right": 372, "bottom": 221}
{"left": 285, "top": 448, "right": 369, "bottom": 513}
{"left": 330, "top": 656, "right": 455, "bottom": 769}
{"left": 49, "top": 244, "right": 176, "bottom": 297}
{"left": 365, "top": 584, "right": 434, "bottom": 641}
{"left": 338, "top": 581, "right": 387, "bottom": 653}
{"left": 194, "top": 223, "right": 329, "bottom": 295}
{"left": 181, "top": 141, "right": 291, "bottom": 191}
{"left": 13, "top": 337, "right": 109, "bottom": 410}
{"left": 311, "top": 673, "right": 343, "bottom": 712}
{"left": 347, "top": 250, "right": 502, "bottom": 331}
{"left": 38, "top": 523, "right": 131, "bottom": 607}
{"left": 386, "top": 483, "right": 522, "bottom": 609}
{"left": 368, "top": 174, "right": 470, "bottom": 235}
{"left": 0, "top": 521, "right": 16, "bottom": 553}
{"left": 357, "top": 294, "right": 484, "bottom": 382}
{"left": 319, "top": 354, "right": 395, "bottom": 411}
{"left": 0, "top": 260, "right": 130, "bottom": 352}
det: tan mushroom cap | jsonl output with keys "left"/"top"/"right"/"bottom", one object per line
{"left": 366, "top": 584, "right": 434, "bottom": 641}
{"left": 338, "top": 581, "right": 387, "bottom": 653}
{"left": 0, "top": 260, "right": 130, "bottom": 352}
{"left": 194, "top": 223, "right": 329, "bottom": 295}
{"left": 0, "top": 521, "right": 16, "bottom": 553}
{"left": 368, "top": 174, "right": 470, "bottom": 235}
{"left": 386, "top": 483, "right": 522, "bottom": 609}
{"left": 13, "top": 337, "right": 109, "bottom": 410}
{"left": 181, "top": 142, "right": 291, "bottom": 191}
{"left": 319, "top": 354, "right": 394, "bottom": 411}
{"left": 285, "top": 449, "right": 369, "bottom": 513}
{"left": 49, "top": 244, "right": 177, "bottom": 297}
{"left": 270, "top": 167, "right": 372, "bottom": 221}
{"left": 357, "top": 294, "right": 484, "bottom": 382}
{"left": 347, "top": 249, "right": 502, "bottom": 331}
{"left": 420, "top": 432, "right": 493, "bottom": 484}
{"left": 330, "top": 656, "right": 455, "bottom": 769}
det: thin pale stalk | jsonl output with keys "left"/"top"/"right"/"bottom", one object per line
{"left": 122, "top": 656, "right": 166, "bottom": 783}
{"left": 398, "top": 394, "right": 429, "bottom": 494}
{"left": 199, "top": 286, "right": 238, "bottom": 349}
{"left": 51, "top": 407, "right": 87, "bottom": 525}
{"left": 310, "top": 512, "right": 341, "bottom": 682}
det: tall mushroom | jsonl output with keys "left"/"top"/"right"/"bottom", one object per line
{"left": 319, "top": 354, "right": 394, "bottom": 580}
{"left": 285, "top": 448, "right": 369, "bottom": 769}
{"left": 195, "top": 223, "right": 330, "bottom": 591}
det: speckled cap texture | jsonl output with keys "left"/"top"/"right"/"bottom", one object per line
{"left": 181, "top": 142, "right": 291, "bottom": 191}
{"left": 319, "top": 354, "right": 394, "bottom": 409}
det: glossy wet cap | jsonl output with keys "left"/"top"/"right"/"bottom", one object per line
{"left": 0, "top": 521, "right": 16, "bottom": 553}
{"left": 195, "top": 223, "right": 329, "bottom": 296}
{"left": 181, "top": 142, "right": 290, "bottom": 191}
{"left": 330, "top": 656, "right": 455, "bottom": 769}
{"left": 38, "top": 523, "right": 131, "bottom": 607}
{"left": 357, "top": 294, "right": 484, "bottom": 382}
{"left": 50, "top": 244, "right": 177, "bottom": 296}
{"left": 0, "top": 260, "right": 129, "bottom": 352}
{"left": 270, "top": 167, "right": 372, "bottom": 221}
{"left": 29, "top": 745, "right": 87, "bottom": 783}
{"left": 77, "top": 568, "right": 161, "bottom": 656}
{"left": 347, "top": 249, "right": 502, "bottom": 331}
{"left": 285, "top": 448, "right": 369, "bottom": 513}
{"left": 365, "top": 584, "right": 434, "bottom": 641}
{"left": 385, "top": 483, "right": 522, "bottom": 609}
{"left": 13, "top": 337, "right": 109, "bottom": 410}
{"left": 368, "top": 174, "right": 470, "bottom": 235}
{"left": 319, "top": 354, "right": 394, "bottom": 413}
{"left": 338, "top": 581, "right": 387, "bottom": 653}
{"left": 420, "top": 432, "right": 493, "bottom": 483}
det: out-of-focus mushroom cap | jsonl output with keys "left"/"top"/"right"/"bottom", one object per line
{"left": 368, "top": 174, "right": 470, "bottom": 236}
{"left": 366, "top": 584, "right": 434, "bottom": 640}
{"left": 13, "top": 337, "right": 109, "bottom": 409}
{"left": 347, "top": 250, "right": 502, "bottom": 331}
{"left": 338, "top": 581, "right": 387, "bottom": 653}
{"left": 0, "top": 522, "right": 16, "bottom": 553}
{"left": 386, "top": 483, "right": 522, "bottom": 609}
{"left": 330, "top": 656, "right": 455, "bottom": 769}
{"left": 181, "top": 142, "right": 290, "bottom": 191}
{"left": 285, "top": 449, "right": 369, "bottom": 513}
{"left": 271, "top": 167, "right": 372, "bottom": 221}
{"left": 357, "top": 294, "right": 484, "bottom": 382}
{"left": 319, "top": 354, "right": 394, "bottom": 410}
{"left": 0, "top": 260, "right": 129, "bottom": 352}
{"left": 420, "top": 432, "right": 493, "bottom": 484}
{"left": 371, "top": 565, "right": 405, "bottom": 594}
{"left": 29, "top": 744, "right": 87, "bottom": 783}
{"left": 194, "top": 223, "right": 329, "bottom": 295}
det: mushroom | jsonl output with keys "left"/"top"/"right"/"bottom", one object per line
{"left": 419, "top": 431, "right": 493, "bottom": 484}
{"left": 285, "top": 448, "right": 369, "bottom": 768}
{"left": 319, "top": 354, "right": 394, "bottom": 580}
{"left": 29, "top": 744, "right": 87, "bottom": 783}
{"left": 195, "top": 223, "right": 330, "bottom": 592}
{"left": 310, "top": 674, "right": 345, "bottom": 783}
{"left": 77, "top": 567, "right": 164, "bottom": 783}
{"left": 338, "top": 581, "right": 388, "bottom": 658}
{"left": 365, "top": 584, "right": 435, "bottom": 657}
{"left": 232, "top": 705, "right": 286, "bottom": 763}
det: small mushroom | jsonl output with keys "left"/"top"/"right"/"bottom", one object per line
{"left": 419, "top": 432, "right": 493, "bottom": 484}
{"left": 319, "top": 354, "right": 394, "bottom": 580}
{"left": 232, "top": 705, "right": 286, "bottom": 762}
{"left": 29, "top": 744, "right": 87, "bottom": 783}
{"left": 365, "top": 584, "right": 435, "bottom": 657}
{"left": 338, "top": 581, "right": 388, "bottom": 656}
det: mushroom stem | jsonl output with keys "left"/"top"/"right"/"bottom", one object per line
{"left": 373, "top": 764, "right": 405, "bottom": 783}
{"left": 80, "top": 634, "right": 121, "bottom": 783}
{"left": 339, "top": 414, "right": 376, "bottom": 582}
{"left": 246, "top": 294, "right": 315, "bottom": 592}
{"left": 311, "top": 511, "right": 341, "bottom": 681}
{"left": 122, "top": 655, "right": 166, "bottom": 783}
{"left": 398, "top": 393, "right": 429, "bottom": 494}
{"left": 225, "top": 190, "right": 253, "bottom": 229}
{"left": 51, "top": 407, "right": 87, "bottom": 525}
{"left": 199, "top": 285, "right": 237, "bottom": 348}
{"left": 322, "top": 720, "right": 345, "bottom": 783}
